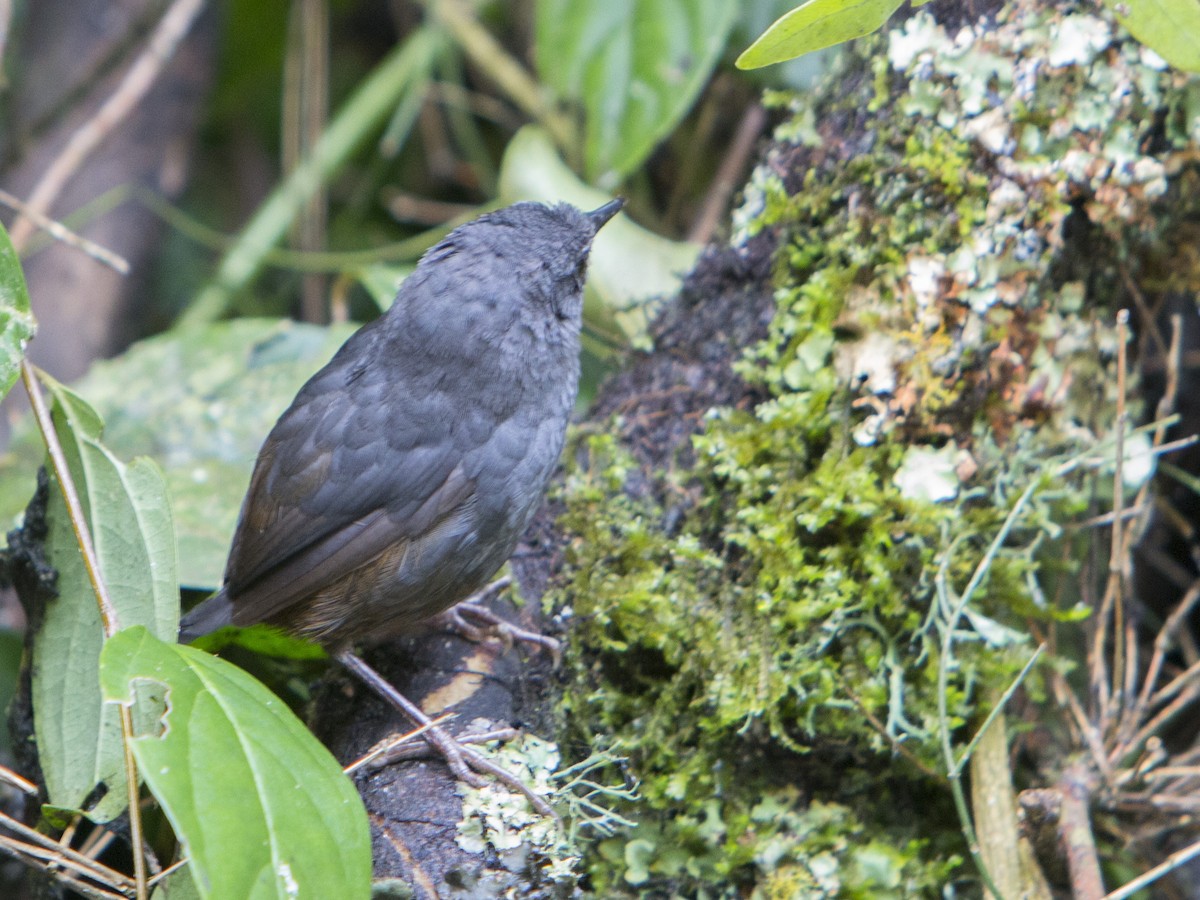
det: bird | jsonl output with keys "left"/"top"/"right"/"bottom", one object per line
{"left": 180, "top": 198, "right": 624, "bottom": 811}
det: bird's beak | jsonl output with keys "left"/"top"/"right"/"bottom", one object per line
{"left": 587, "top": 198, "right": 625, "bottom": 231}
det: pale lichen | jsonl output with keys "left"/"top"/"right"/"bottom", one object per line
{"left": 454, "top": 733, "right": 579, "bottom": 888}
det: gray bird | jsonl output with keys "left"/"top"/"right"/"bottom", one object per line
{"left": 180, "top": 199, "right": 623, "bottom": 811}
{"left": 181, "top": 198, "right": 622, "bottom": 648}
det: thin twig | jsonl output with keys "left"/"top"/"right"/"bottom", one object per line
{"left": 427, "top": 80, "right": 524, "bottom": 129}
{"left": 353, "top": 727, "right": 520, "bottom": 771}
{"left": 0, "top": 189, "right": 129, "bottom": 273}
{"left": 1150, "top": 315, "right": 1183, "bottom": 452}
{"left": 937, "top": 473, "right": 1062, "bottom": 897}
{"left": 76, "top": 823, "right": 117, "bottom": 861}
{"left": 952, "top": 645, "right": 1045, "bottom": 777}
{"left": 58, "top": 815, "right": 81, "bottom": 854}
{"left": 1108, "top": 311, "right": 1130, "bottom": 716}
{"left": 134, "top": 183, "right": 459, "bottom": 272}
{"left": 0, "top": 838, "right": 129, "bottom": 900}
{"left": 146, "top": 857, "right": 190, "bottom": 887}
{"left": 0, "top": 810, "right": 135, "bottom": 891}
{"left": 1086, "top": 311, "right": 1133, "bottom": 749}
{"left": 284, "top": 0, "right": 330, "bottom": 324}
{"left": 1103, "top": 836, "right": 1200, "bottom": 899}
{"left": 1114, "top": 313, "right": 1186, "bottom": 755}
{"left": 1110, "top": 793, "right": 1200, "bottom": 814}
{"left": 688, "top": 103, "right": 767, "bottom": 245}
{"left": 7, "top": 0, "right": 207, "bottom": 251}
{"left": 1121, "top": 614, "right": 1138, "bottom": 747}
{"left": 1122, "top": 670, "right": 1200, "bottom": 760}
{"left": 0, "top": 764, "right": 38, "bottom": 796}
{"left": 344, "top": 713, "right": 455, "bottom": 774}
{"left": 119, "top": 704, "right": 148, "bottom": 898}
{"left": 1059, "top": 761, "right": 1105, "bottom": 899}
{"left": 20, "top": 363, "right": 118, "bottom": 633}
{"left": 1120, "top": 263, "right": 1168, "bottom": 362}
{"left": 0, "top": 0, "right": 11, "bottom": 72}
{"left": 1141, "top": 765, "right": 1200, "bottom": 780}
{"left": 1140, "top": 655, "right": 1200, "bottom": 721}
{"left": 1123, "top": 579, "right": 1200, "bottom": 751}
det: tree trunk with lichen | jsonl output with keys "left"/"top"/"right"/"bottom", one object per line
{"left": 311, "top": 1, "right": 1200, "bottom": 896}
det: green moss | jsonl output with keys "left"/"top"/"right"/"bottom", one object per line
{"left": 550, "top": 2, "right": 1196, "bottom": 894}
{"left": 593, "top": 791, "right": 959, "bottom": 898}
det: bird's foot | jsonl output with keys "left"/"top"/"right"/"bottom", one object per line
{"left": 336, "top": 651, "right": 557, "bottom": 820}
{"left": 435, "top": 577, "right": 562, "bottom": 665}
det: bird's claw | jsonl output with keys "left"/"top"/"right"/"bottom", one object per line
{"left": 436, "top": 581, "right": 562, "bottom": 666}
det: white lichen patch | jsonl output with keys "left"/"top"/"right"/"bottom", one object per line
{"left": 906, "top": 256, "right": 945, "bottom": 310}
{"left": 1047, "top": 14, "right": 1112, "bottom": 68}
{"left": 455, "top": 732, "right": 578, "bottom": 883}
{"left": 893, "top": 445, "right": 961, "bottom": 503}
{"left": 836, "top": 331, "right": 902, "bottom": 396}
{"left": 1121, "top": 429, "right": 1156, "bottom": 490}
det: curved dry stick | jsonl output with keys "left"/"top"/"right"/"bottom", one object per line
{"left": 1059, "top": 761, "right": 1105, "bottom": 899}
{"left": 7, "top": 0, "right": 206, "bottom": 252}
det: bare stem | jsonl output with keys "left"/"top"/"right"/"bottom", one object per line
{"left": 20, "top": 362, "right": 118, "bottom": 635}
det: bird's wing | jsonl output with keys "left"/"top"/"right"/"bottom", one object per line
{"left": 226, "top": 462, "right": 475, "bottom": 627}
{"left": 221, "top": 323, "right": 476, "bottom": 624}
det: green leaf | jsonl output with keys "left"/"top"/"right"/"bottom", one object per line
{"left": 190, "top": 623, "right": 328, "bottom": 661}
{"left": 100, "top": 626, "right": 371, "bottom": 900}
{"left": 0, "top": 219, "right": 36, "bottom": 403}
{"left": 1106, "top": 0, "right": 1200, "bottom": 72}
{"left": 499, "top": 126, "right": 701, "bottom": 344}
{"left": 735, "top": 0, "right": 904, "bottom": 69}
{"left": 34, "top": 378, "right": 178, "bottom": 822}
{"left": 536, "top": 0, "right": 737, "bottom": 188}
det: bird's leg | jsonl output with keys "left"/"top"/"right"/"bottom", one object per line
{"left": 433, "top": 576, "right": 562, "bottom": 664}
{"left": 335, "top": 650, "right": 556, "bottom": 818}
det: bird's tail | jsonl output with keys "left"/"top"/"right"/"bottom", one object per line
{"left": 179, "top": 589, "right": 233, "bottom": 643}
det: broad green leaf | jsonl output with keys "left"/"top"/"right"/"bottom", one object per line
{"left": 735, "top": 0, "right": 904, "bottom": 69}
{"left": 499, "top": 126, "right": 701, "bottom": 344}
{"left": 0, "top": 219, "right": 36, "bottom": 402}
{"left": 0, "top": 319, "right": 356, "bottom": 585}
{"left": 536, "top": 0, "right": 737, "bottom": 188}
{"left": 34, "top": 377, "right": 178, "bottom": 822}
{"left": 1106, "top": 0, "right": 1200, "bottom": 72}
{"left": 100, "top": 627, "right": 370, "bottom": 900}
